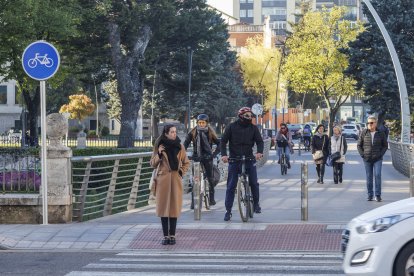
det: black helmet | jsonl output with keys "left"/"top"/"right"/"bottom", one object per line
{"left": 197, "top": 114, "right": 209, "bottom": 122}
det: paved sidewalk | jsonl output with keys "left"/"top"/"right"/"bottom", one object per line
{"left": 0, "top": 142, "right": 410, "bottom": 252}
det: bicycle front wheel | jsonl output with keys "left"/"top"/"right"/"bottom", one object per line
{"left": 204, "top": 178, "right": 210, "bottom": 210}
{"left": 280, "top": 154, "right": 286, "bottom": 175}
{"left": 247, "top": 184, "right": 254, "bottom": 218}
{"left": 237, "top": 177, "right": 249, "bottom": 222}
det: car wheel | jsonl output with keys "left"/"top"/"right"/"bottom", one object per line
{"left": 393, "top": 240, "right": 414, "bottom": 276}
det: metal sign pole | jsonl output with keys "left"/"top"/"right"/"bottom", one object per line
{"left": 40, "top": 80, "right": 48, "bottom": 225}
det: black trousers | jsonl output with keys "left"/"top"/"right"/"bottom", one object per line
{"left": 316, "top": 164, "right": 325, "bottom": 179}
{"left": 161, "top": 217, "right": 177, "bottom": 237}
{"left": 333, "top": 162, "right": 344, "bottom": 183}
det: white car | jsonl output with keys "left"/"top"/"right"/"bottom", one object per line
{"left": 342, "top": 197, "right": 414, "bottom": 276}
{"left": 342, "top": 124, "right": 360, "bottom": 140}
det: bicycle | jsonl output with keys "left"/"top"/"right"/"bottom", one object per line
{"left": 189, "top": 160, "right": 210, "bottom": 211}
{"left": 277, "top": 140, "right": 288, "bottom": 175}
{"left": 28, "top": 53, "right": 54, "bottom": 68}
{"left": 230, "top": 156, "right": 254, "bottom": 222}
{"left": 303, "top": 136, "right": 311, "bottom": 151}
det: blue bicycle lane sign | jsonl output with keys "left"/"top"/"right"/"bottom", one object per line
{"left": 22, "top": 41, "right": 60, "bottom": 81}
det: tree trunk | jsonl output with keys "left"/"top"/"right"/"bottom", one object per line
{"left": 22, "top": 86, "right": 40, "bottom": 147}
{"left": 108, "top": 23, "right": 151, "bottom": 148}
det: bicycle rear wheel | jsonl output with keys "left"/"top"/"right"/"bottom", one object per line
{"left": 237, "top": 177, "right": 249, "bottom": 222}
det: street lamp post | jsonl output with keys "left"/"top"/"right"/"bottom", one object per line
{"left": 275, "top": 38, "right": 287, "bottom": 130}
{"left": 187, "top": 47, "right": 193, "bottom": 132}
{"left": 259, "top": 56, "right": 274, "bottom": 129}
{"left": 151, "top": 69, "right": 156, "bottom": 143}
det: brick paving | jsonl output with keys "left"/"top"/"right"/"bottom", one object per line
{"left": 129, "top": 224, "right": 342, "bottom": 251}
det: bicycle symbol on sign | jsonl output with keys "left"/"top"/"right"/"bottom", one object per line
{"left": 27, "top": 53, "right": 54, "bottom": 68}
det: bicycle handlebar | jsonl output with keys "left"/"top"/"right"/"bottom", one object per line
{"left": 229, "top": 156, "right": 256, "bottom": 162}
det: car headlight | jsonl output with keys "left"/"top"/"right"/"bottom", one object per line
{"left": 356, "top": 213, "right": 414, "bottom": 234}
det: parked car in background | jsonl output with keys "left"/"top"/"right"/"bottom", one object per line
{"left": 342, "top": 197, "right": 414, "bottom": 276}
{"left": 287, "top": 124, "right": 303, "bottom": 148}
{"left": 342, "top": 124, "right": 360, "bottom": 140}
{"left": 358, "top": 123, "right": 366, "bottom": 131}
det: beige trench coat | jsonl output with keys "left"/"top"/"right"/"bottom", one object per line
{"left": 150, "top": 144, "right": 190, "bottom": 218}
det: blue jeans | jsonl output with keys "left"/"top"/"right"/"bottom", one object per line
{"left": 225, "top": 160, "right": 259, "bottom": 212}
{"left": 363, "top": 159, "right": 383, "bottom": 197}
{"left": 277, "top": 146, "right": 290, "bottom": 163}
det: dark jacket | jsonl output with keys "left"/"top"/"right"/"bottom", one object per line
{"left": 220, "top": 119, "right": 264, "bottom": 159}
{"left": 183, "top": 126, "right": 220, "bottom": 160}
{"left": 357, "top": 129, "right": 388, "bottom": 162}
{"left": 311, "top": 134, "right": 329, "bottom": 157}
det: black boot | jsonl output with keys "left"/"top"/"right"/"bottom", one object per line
{"left": 209, "top": 190, "right": 216, "bottom": 206}
{"left": 320, "top": 165, "right": 325, "bottom": 184}
{"left": 316, "top": 166, "right": 321, "bottom": 183}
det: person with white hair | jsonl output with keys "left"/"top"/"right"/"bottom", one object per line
{"left": 330, "top": 125, "right": 348, "bottom": 184}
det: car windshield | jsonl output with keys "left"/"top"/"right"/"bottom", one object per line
{"left": 343, "top": 126, "right": 355, "bottom": 129}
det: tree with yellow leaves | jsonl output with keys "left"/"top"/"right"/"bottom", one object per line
{"left": 283, "top": 7, "right": 364, "bottom": 133}
{"left": 59, "top": 94, "right": 95, "bottom": 128}
{"left": 238, "top": 36, "right": 283, "bottom": 112}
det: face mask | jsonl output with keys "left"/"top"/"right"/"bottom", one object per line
{"left": 240, "top": 114, "right": 253, "bottom": 123}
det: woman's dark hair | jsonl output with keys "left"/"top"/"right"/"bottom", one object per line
{"left": 154, "top": 124, "right": 176, "bottom": 149}
{"left": 162, "top": 124, "right": 175, "bottom": 135}
{"left": 316, "top": 124, "right": 325, "bottom": 132}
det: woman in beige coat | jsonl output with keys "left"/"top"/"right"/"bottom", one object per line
{"left": 150, "top": 125, "right": 190, "bottom": 245}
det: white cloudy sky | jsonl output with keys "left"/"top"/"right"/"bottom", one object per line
{"left": 206, "top": 0, "right": 233, "bottom": 15}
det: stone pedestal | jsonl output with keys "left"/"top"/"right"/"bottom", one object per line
{"left": 45, "top": 113, "right": 73, "bottom": 223}
{"left": 46, "top": 148, "right": 72, "bottom": 223}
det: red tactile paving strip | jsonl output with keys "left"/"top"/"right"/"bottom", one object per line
{"left": 129, "top": 224, "right": 342, "bottom": 251}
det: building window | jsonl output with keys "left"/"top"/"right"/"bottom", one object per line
{"left": 270, "top": 21, "right": 286, "bottom": 29}
{"left": 240, "top": 9, "right": 247, "bottom": 17}
{"left": 262, "top": 7, "right": 286, "bottom": 16}
{"left": 0, "top": 85, "right": 7, "bottom": 104}
{"left": 247, "top": 9, "right": 253, "bottom": 17}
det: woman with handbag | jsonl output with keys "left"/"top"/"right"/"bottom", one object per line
{"left": 150, "top": 125, "right": 190, "bottom": 245}
{"left": 311, "top": 124, "right": 329, "bottom": 184}
{"left": 330, "top": 126, "right": 348, "bottom": 184}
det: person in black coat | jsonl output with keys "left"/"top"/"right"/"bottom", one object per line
{"left": 220, "top": 107, "right": 264, "bottom": 221}
{"left": 311, "top": 124, "right": 329, "bottom": 184}
{"left": 357, "top": 116, "right": 388, "bottom": 202}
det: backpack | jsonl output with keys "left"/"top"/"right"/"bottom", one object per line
{"left": 303, "top": 128, "right": 310, "bottom": 135}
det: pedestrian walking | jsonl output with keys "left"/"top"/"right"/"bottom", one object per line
{"left": 220, "top": 107, "right": 264, "bottom": 221}
{"left": 357, "top": 116, "right": 388, "bottom": 202}
{"left": 329, "top": 125, "right": 347, "bottom": 184}
{"left": 275, "top": 123, "right": 293, "bottom": 169}
{"left": 311, "top": 124, "right": 329, "bottom": 184}
{"left": 184, "top": 114, "right": 220, "bottom": 207}
{"left": 150, "top": 125, "right": 190, "bottom": 245}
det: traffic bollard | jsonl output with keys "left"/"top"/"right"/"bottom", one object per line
{"left": 193, "top": 162, "right": 201, "bottom": 220}
{"left": 301, "top": 162, "right": 308, "bottom": 221}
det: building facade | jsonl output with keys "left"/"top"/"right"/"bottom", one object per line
{"left": 234, "top": 0, "right": 363, "bottom": 36}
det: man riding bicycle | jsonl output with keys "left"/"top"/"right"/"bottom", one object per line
{"left": 220, "top": 107, "right": 264, "bottom": 221}
{"left": 184, "top": 114, "right": 220, "bottom": 207}
{"left": 276, "top": 123, "right": 293, "bottom": 169}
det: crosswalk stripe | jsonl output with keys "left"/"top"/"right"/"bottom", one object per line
{"left": 66, "top": 252, "right": 344, "bottom": 276}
